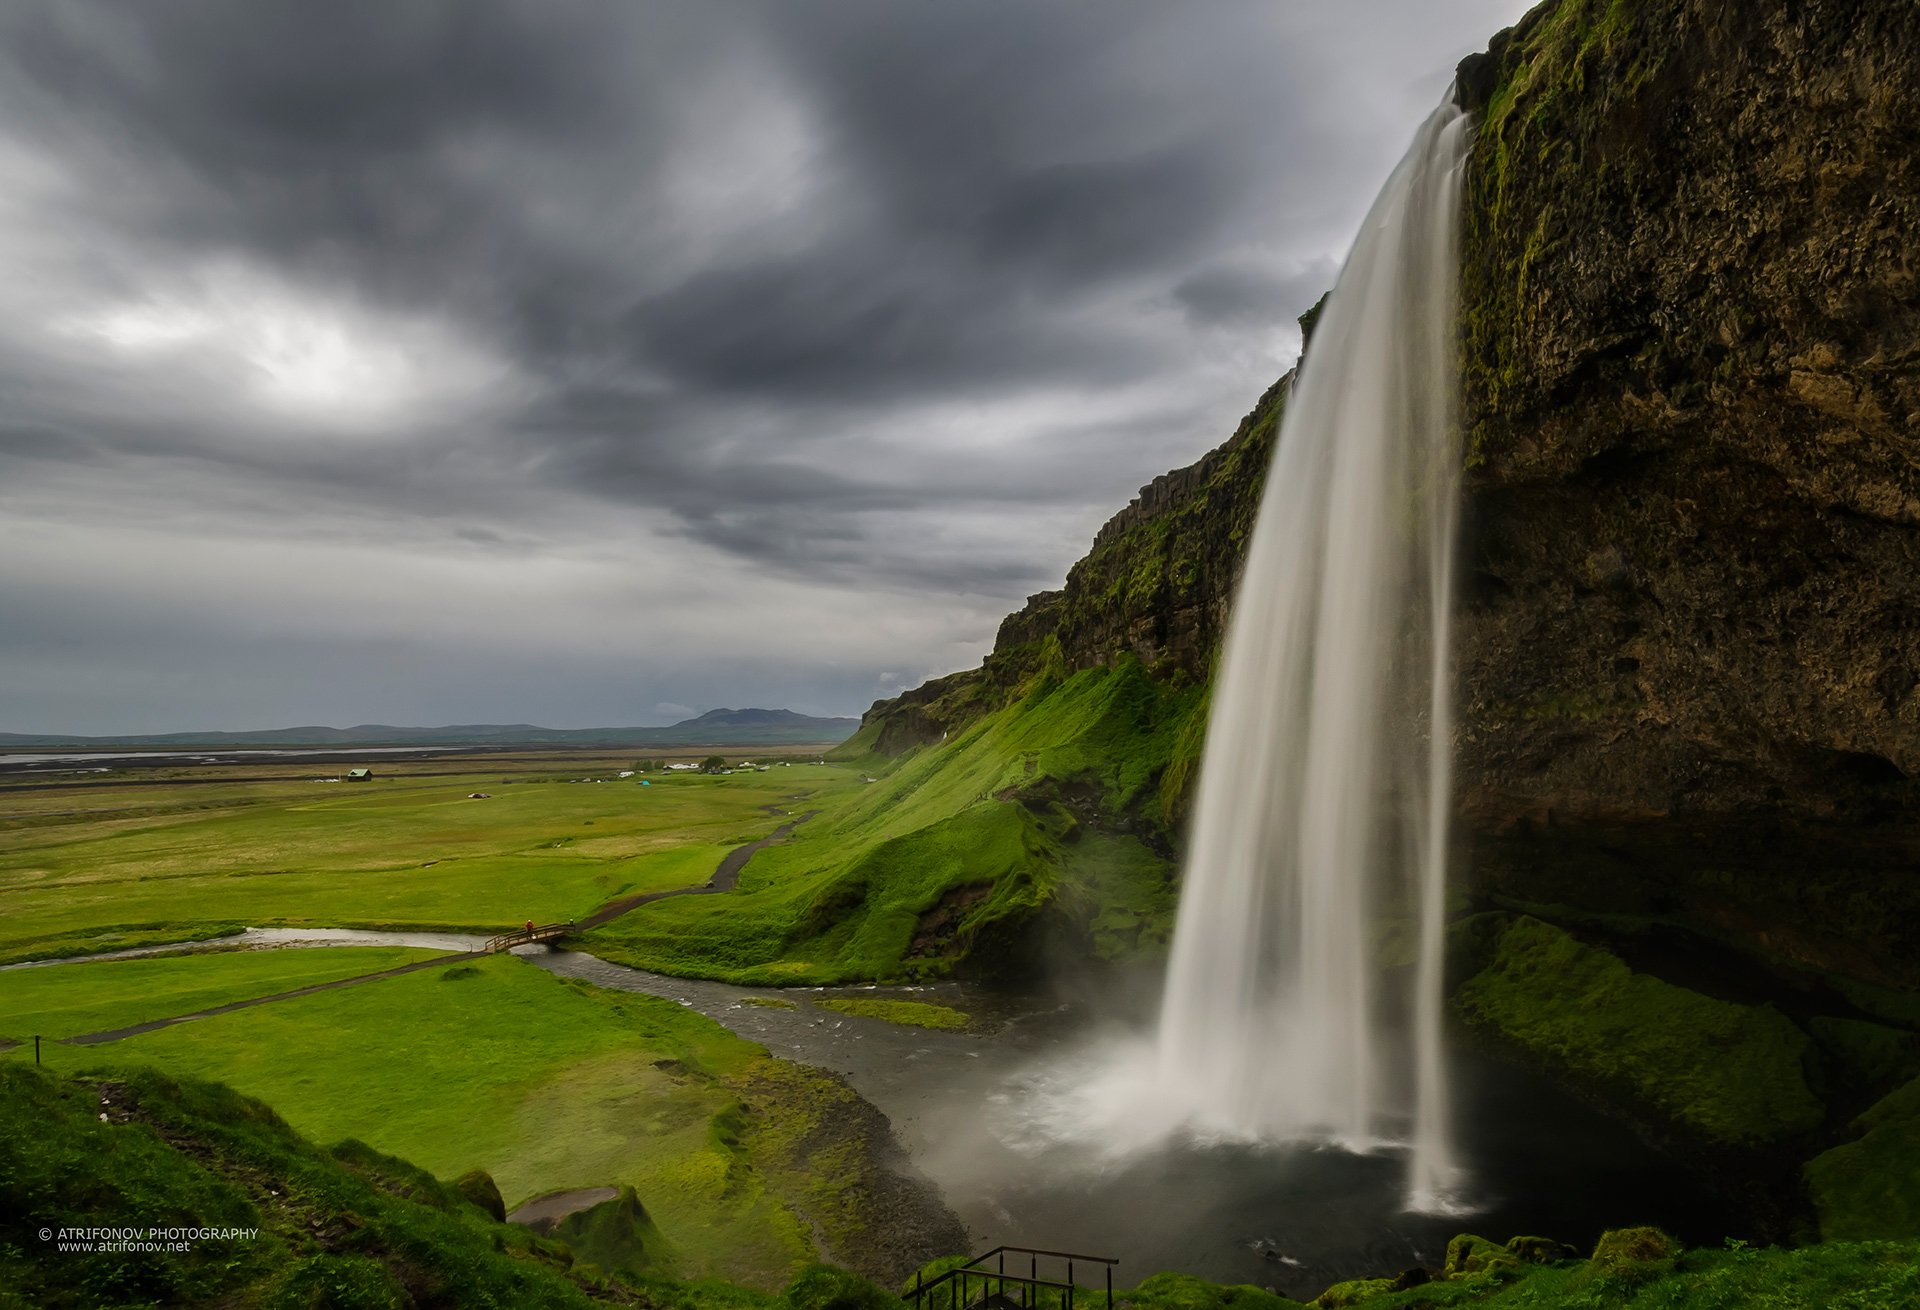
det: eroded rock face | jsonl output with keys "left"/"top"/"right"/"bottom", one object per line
{"left": 1454, "top": 0, "right": 1920, "bottom": 981}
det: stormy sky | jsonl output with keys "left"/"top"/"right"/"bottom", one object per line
{"left": 0, "top": 0, "right": 1533, "bottom": 734}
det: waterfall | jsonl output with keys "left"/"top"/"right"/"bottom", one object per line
{"left": 1154, "top": 100, "right": 1470, "bottom": 1211}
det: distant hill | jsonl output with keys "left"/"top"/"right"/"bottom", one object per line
{"left": 0, "top": 708, "right": 858, "bottom": 749}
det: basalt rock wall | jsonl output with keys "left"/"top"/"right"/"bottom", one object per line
{"left": 1453, "top": 0, "right": 1920, "bottom": 983}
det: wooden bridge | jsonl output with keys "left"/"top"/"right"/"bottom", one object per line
{"left": 484, "top": 921, "right": 576, "bottom": 953}
{"left": 911, "top": 1246, "right": 1117, "bottom": 1310}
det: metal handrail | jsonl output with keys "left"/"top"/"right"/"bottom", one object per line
{"left": 483, "top": 920, "right": 576, "bottom": 952}
{"left": 911, "top": 1246, "right": 1116, "bottom": 1310}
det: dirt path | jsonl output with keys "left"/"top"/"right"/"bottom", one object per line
{"left": 574, "top": 809, "right": 818, "bottom": 930}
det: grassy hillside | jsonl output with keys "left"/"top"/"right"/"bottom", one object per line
{"left": 3, "top": 951, "right": 950, "bottom": 1288}
{"left": 582, "top": 658, "right": 1202, "bottom": 984}
{"left": 10, "top": 1057, "right": 1920, "bottom": 1310}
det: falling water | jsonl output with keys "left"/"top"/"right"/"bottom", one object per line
{"left": 1154, "top": 100, "right": 1470, "bottom": 1211}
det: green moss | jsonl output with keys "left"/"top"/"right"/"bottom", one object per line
{"left": 1453, "top": 916, "right": 1823, "bottom": 1145}
{"left": 1124, "top": 1272, "right": 1304, "bottom": 1310}
{"left": 1807, "top": 1075, "right": 1920, "bottom": 1240}
{"left": 1444, "top": 1235, "right": 1518, "bottom": 1277}
{"left": 812, "top": 998, "right": 970, "bottom": 1031}
{"left": 1312, "top": 1278, "right": 1396, "bottom": 1308}
{"left": 551, "top": 1187, "right": 670, "bottom": 1277}
{"left": 1809, "top": 1017, "right": 1920, "bottom": 1094}
{"left": 1587, "top": 1226, "right": 1678, "bottom": 1279}
{"left": 455, "top": 1168, "right": 507, "bottom": 1221}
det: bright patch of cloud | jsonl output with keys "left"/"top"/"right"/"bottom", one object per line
{"left": 54, "top": 263, "right": 517, "bottom": 433}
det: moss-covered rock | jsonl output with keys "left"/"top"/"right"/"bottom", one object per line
{"left": 1444, "top": 1234, "right": 1519, "bottom": 1278}
{"left": 1502, "top": 1234, "right": 1579, "bottom": 1264}
{"left": 1122, "top": 1271, "right": 1303, "bottom": 1310}
{"left": 550, "top": 1187, "right": 667, "bottom": 1277}
{"left": 1309, "top": 1277, "right": 1394, "bottom": 1309}
{"left": 1806, "top": 1074, "right": 1920, "bottom": 1240}
{"left": 455, "top": 1168, "right": 508, "bottom": 1222}
{"left": 1452, "top": 915, "right": 1823, "bottom": 1147}
{"left": 1586, "top": 1226, "right": 1679, "bottom": 1280}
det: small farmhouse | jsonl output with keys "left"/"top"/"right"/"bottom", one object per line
{"left": 345, "top": 767, "right": 373, "bottom": 781}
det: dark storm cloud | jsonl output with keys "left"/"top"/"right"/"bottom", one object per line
{"left": 0, "top": 0, "right": 1536, "bottom": 732}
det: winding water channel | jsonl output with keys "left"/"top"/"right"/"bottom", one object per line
{"left": 18, "top": 926, "right": 1735, "bottom": 1298}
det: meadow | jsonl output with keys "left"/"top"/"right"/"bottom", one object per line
{"left": 0, "top": 752, "right": 858, "bottom": 965}
{"left": 0, "top": 750, "right": 903, "bottom": 1287}
{"left": 12, "top": 953, "right": 837, "bottom": 1284}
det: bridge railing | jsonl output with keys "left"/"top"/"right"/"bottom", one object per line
{"left": 483, "top": 921, "right": 576, "bottom": 953}
{"left": 910, "top": 1246, "right": 1117, "bottom": 1310}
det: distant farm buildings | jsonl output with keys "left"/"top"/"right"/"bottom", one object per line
{"left": 345, "top": 767, "right": 373, "bottom": 781}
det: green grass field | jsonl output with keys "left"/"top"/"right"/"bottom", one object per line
{"left": 0, "top": 756, "right": 907, "bottom": 1286}
{"left": 0, "top": 945, "right": 443, "bottom": 1042}
{"left": 0, "top": 761, "right": 856, "bottom": 964}
{"left": 6, "top": 950, "right": 849, "bottom": 1286}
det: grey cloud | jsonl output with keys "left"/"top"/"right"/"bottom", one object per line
{"left": 0, "top": 0, "right": 1537, "bottom": 732}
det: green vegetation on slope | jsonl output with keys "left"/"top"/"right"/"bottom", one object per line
{"left": 1452, "top": 915, "right": 1823, "bottom": 1146}
{"left": 0, "top": 1061, "right": 637, "bottom": 1309}
{"left": 2, "top": 951, "right": 913, "bottom": 1287}
{"left": 583, "top": 659, "right": 1201, "bottom": 984}
{"left": 1806, "top": 1074, "right": 1920, "bottom": 1241}
{"left": 2, "top": 1060, "right": 940, "bottom": 1310}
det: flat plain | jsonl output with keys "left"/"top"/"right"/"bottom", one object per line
{"left": 0, "top": 749, "right": 903, "bottom": 1288}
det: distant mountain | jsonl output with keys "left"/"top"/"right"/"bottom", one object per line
{"left": 0, "top": 709, "right": 859, "bottom": 750}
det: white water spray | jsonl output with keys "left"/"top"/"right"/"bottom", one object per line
{"left": 1154, "top": 101, "right": 1470, "bottom": 1211}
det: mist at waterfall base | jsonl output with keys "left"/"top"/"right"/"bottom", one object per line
{"left": 949, "top": 100, "right": 1736, "bottom": 1292}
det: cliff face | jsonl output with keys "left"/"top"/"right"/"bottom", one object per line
{"left": 854, "top": 0, "right": 1920, "bottom": 983}
{"left": 1454, "top": 0, "right": 1920, "bottom": 983}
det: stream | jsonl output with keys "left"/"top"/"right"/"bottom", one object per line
{"left": 16, "top": 928, "right": 1738, "bottom": 1299}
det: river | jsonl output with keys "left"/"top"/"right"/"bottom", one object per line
{"left": 15, "top": 929, "right": 1735, "bottom": 1298}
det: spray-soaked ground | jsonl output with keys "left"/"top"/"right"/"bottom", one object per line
{"left": 528, "top": 949, "right": 1737, "bottom": 1302}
